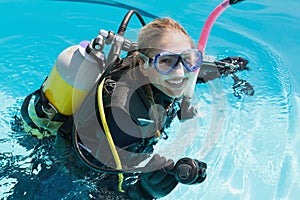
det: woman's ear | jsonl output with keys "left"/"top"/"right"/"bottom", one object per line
{"left": 139, "top": 61, "right": 149, "bottom": 77}
{"left": 138, "top": 55, "right": 150, "bottom": 77}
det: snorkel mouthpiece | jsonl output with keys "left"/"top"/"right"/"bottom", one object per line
{"left": 229, "top": 0, "right": 245, "bottom": 5}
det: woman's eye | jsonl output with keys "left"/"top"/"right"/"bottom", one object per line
{"left": 159, "top": 56, "right": 174, "bottom": 65}
{"left": 183, "top": 58, "right": 192, "bottom": 65}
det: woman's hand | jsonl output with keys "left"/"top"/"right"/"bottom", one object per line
{"left": 128, "top": 154, "right": 178, "bottom": 199}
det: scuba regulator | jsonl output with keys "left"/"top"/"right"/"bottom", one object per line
{"left": 173, "top": 158, "right": 207, "bottom": 185}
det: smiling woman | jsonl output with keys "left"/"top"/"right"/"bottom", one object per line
{"left": 6, "top": 6, "right": 211, "bottom": 200}
{"left": 1, "top": 0, "right": 300, "bottom": 199}
{"left": 136, "top": 20, "right": 200, "bottom": 98}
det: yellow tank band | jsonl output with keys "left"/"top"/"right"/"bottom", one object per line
{"left": 43, "top": 65, "right": 88, "bottom": 116}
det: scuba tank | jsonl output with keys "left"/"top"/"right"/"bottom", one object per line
{"left": 21, "top": 10, "right": 140, "bottom": 138}
{"left": 43, "top": 41, "right": 104, "bottom": 116}
{"left": 21, "top": 36, "right": 107, "bottom": 137}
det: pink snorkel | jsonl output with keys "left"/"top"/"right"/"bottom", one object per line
{"left": 185, "top": 0, "right": 244, "bottom": 99}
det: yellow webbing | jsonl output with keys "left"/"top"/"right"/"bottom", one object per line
{"left": 97, "top": 78, "right": 124, "bottom": 192}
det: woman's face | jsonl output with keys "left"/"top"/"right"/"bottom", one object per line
{"left": 140, "top": 31, "right": 199, "bottom": 98}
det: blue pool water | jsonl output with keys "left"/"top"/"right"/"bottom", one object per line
{"left": 1, "top": 0, "right": 300, "bottom": 199}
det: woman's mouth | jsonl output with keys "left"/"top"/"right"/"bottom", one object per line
{"left": 165, "top": 78, "right": 186, "bottom": 89}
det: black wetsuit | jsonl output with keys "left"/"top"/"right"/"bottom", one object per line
{"left": 73, "top": 57, "right": 181, "bottom": 169}
{"left": 71, "top": 57, "right": 181, "bottom": 199}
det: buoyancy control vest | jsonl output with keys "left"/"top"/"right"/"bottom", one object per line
{"left": 72, "top": 56, "right": 181, "bottom": 170}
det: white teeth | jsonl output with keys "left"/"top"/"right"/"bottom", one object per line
{"left": 167, "top": 79, "right": 183, "bottom": 84}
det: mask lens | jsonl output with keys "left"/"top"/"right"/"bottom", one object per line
{"left": 182, "top": 50, "right": 203, "bottom": 72}
{"left": 181, "top": 50, "right": 200, "bottom": 68}
{"left": 156, "top": 53, "right": 178, "bottom": 73}
{"left": 153, "top": 50, "right": 202, "bottom": 74}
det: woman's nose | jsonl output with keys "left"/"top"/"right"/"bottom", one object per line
{"left": 173, "top": 62, "right": 185, "bottom": 76}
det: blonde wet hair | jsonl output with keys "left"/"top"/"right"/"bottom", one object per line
{"left": 138, "top": 17, "right": 195, "bottom": 56}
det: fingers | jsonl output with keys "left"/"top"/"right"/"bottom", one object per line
{"left": 159, "top": 174, "right": 178, "bottom": 191}
{"left": 144, "top": 154, "right": 174, "bottom": 172}
{"left": 146, "top": 162, "right": 173, "bottom": 185}
{"left": 139, "top": 155, "right": 179, "bottom": 199}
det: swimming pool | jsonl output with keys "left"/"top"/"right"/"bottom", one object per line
{"left": 1, "top": 0, "right": 299, "bottom": 199}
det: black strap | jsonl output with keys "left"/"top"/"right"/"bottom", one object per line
{"left": 57, "top": 116, "right": 74, "bottom": 140}
{"left": 34, "top": 88, "right": 69, "bottom": 122}
{"left": 21, "top": 87, "right": 72, "bottom": 137}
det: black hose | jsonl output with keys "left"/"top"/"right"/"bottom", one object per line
{"left": 117, "top": 10, "right": 147, "bottom": 35}
{"left": 229, "top": 0, "right": 245, "bottom": 5}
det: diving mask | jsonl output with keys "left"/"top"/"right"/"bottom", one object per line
{"left": 140, "top": 49, "right": 203, "bottom": 75}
